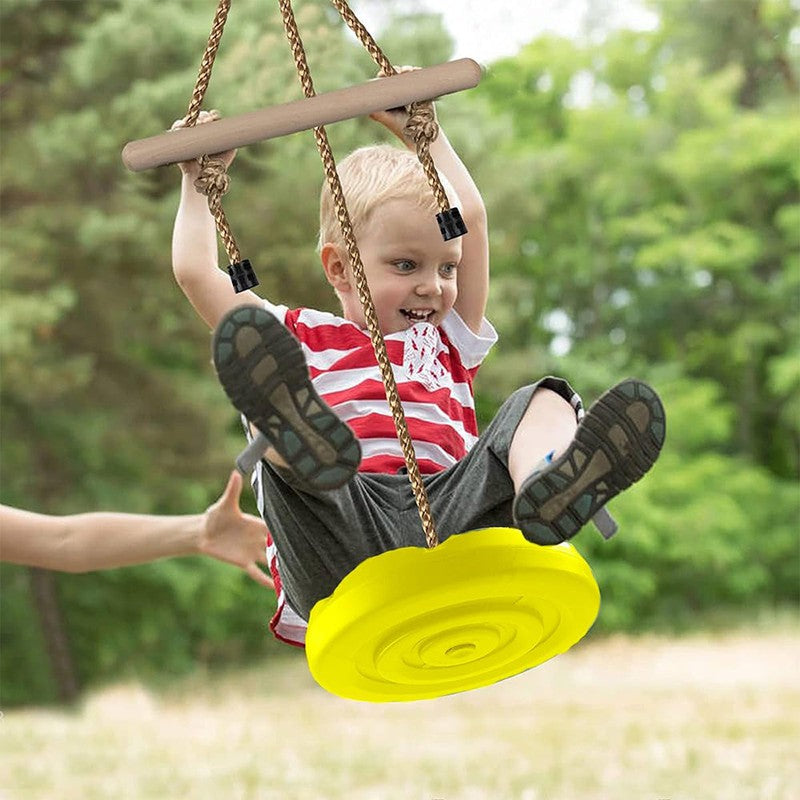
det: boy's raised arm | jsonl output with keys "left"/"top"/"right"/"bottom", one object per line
{"left": 426, "top": 129, "right": 489, "bottom": 334}
{"left": 171, "top": 112, "right": 261, "bottom": 331}
{"left": 370, "top": 71, "right": 489, "bottom": 335}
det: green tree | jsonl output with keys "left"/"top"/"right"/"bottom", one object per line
{"left": 470, "top": 0, "right": 798, "bottom": 629}
{"left": 0, "top": 0, "right": 456, "bottom": 705}
{"left": 647, "top": 0, "right": 799, "bottom": 108}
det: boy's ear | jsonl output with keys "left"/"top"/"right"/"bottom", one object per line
{"left": 320, "top": 243, "right": 351, "bottom": 292}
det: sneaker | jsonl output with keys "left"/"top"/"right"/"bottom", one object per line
{"left": 513, "top": 379, "right": 666, "bottom": 545}
{"left": 212, "top": 305, "right": 361, "bottom": 491}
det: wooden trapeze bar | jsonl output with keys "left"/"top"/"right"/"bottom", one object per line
{"left": 122, "top": 59, "right": 482, "bottom": 172}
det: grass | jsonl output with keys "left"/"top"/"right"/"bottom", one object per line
{"left": 1, "top": 629, "right": 798, "bottom": 800}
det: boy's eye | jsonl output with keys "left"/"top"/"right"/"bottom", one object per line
{"left": 440, "top": 263, "right": 458, "bottom": 277}
{"left": 393, "top": 260, "right": 416, "bottom": 272}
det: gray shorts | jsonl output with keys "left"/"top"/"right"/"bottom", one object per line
{"left": 252, "top": 376, "right": 582, "bottom": 619}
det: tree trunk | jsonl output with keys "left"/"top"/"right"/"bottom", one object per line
{"left": 28, "top": 568, "right": 80, "bottom": 703}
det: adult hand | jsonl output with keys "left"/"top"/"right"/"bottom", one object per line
{"left": 200, "top": 470, "right": 274, "bottom": 589}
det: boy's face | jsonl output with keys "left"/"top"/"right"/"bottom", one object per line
{"left": 325, "top": 197, "right": 462, "bottom": 334}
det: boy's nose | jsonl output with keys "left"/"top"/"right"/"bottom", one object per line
{"left": 415, "top": 273, "right": 442, "bottom": 296}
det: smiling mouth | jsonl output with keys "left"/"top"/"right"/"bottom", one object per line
{"left": 401, "top": 309, "right": 434, "bottom": 323}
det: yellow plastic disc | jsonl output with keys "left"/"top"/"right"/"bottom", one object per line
{"left": 305, "top": 527, "right": 600, "bottom": 702}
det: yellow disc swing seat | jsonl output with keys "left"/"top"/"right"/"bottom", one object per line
{"left": 306, "top": 527, "right": 599, "bottom": 702}
{"left": 124, "top": 0, "right": 601, "bottom": 703}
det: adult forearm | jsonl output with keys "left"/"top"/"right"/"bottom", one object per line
{"left": 0, "top": 506, "right": 202, "bottom": 572}
{"left": 60, "top": 512, "right": 202, "bottom": 571}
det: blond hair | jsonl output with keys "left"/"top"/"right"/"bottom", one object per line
{"left": 317, "top": 144, "right": 457, "bottom": 252}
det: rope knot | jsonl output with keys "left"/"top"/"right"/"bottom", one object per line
{"left": 194, "top": 157, "right": 231, "bottom": 197}
{"left": 404, "top": 102, "right": 439, "bottom": 144}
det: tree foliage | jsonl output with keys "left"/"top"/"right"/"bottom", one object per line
{"left": 1, "top": 0, "right": 797, "bottom": 705}
{"left": 470, "top": 0, "right": 799, "bottom": 634}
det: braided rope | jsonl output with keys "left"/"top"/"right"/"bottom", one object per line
{"left": 327, "top": 0, "right": 395, "bottom": 76}
{"left": 185, "top": 0, "right": 232, "bottom": 127}
{"left": 328, "top": 0, "right": 451, "bottom": 212}
{"left": 183, "top": 0, "right": 241, "bottom": 266}
{"left": 278, "top": 0, "right": 438, "bottom": 549}
{"left": 195, "top": 157, "right": 241, "bottom": 263}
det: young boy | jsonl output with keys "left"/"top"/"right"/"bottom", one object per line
{"left": 172, "top": 102, "right": 665, "bottom": 645}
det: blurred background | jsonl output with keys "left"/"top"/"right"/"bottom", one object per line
{"left": 1, "top": 0, "right": 797, "bottom": 714}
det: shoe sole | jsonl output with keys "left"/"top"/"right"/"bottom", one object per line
{"left": 212, "top": 305, "right": 361, "bottom": 491}
{"left": 513, "top": 379, "right": 666, "bottom": 545}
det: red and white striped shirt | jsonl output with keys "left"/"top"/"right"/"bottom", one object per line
{"left": 253, "top": 302, "right": 497, "bottom": 645}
